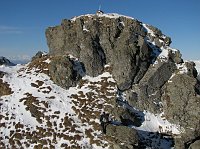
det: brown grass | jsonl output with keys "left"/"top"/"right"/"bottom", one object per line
{"left": 27, "top": 55, "right": 50, "bottom": 76}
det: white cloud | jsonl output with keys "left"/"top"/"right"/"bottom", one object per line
{"left": 7, "top": 55, "right": 31, "bottom": 61}
{"left": 0, "top": 26, "right": 23, "bottom": 34}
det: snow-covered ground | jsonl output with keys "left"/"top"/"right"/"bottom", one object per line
{"left": 0, "top": 61, "right": 116, "bottom": 149}
{"left": 0, "top": 58, "right": 183, "bottom": 149}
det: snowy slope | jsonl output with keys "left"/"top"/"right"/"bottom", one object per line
{"left": 0, "top": 57, "right": 116, "bottom": 149}
{"left": 0, "top": 54, "right": 183, "bottom": 149}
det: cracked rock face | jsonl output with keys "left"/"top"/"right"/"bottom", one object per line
{"left": 46, "top": 15, "right": 153, "bottom": 91}
{"left": 162, "top": 74, "right": 200, "bottom": 149}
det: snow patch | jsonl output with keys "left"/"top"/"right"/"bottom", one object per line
{"left": 143, "top": 24, "right": 156, "bottom": 37}
{"left": 71, "top": 13, "right": 135, "bottom": 22}
{"left": 176, "top": 62, "right": 188, "bottom": 74}
{"left": 83, "top": 25, "right": 89, "bottom": 32}
{"left": 135, "top": 111, "right": 184, "bottom": 135}
{"left": 194, "top": 60, "right": 200, "bottom": 74}
{"left": 43, "top": 58, "right": 51, "bottom": 64}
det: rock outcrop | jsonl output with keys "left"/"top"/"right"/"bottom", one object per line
{"left": 162, "top": 74, "right": 200, "bottom": 149}
{"left": 106, "top": 125, "right": 139, "bottom": 149}
{"left": 46, "top": 14, "right": 154, "bottom": 91}
{"left": 45, "top": 13, "right": 200, "bottom": 148}
{"left": 49, "top": 56, "right": 81, "bottom": 89}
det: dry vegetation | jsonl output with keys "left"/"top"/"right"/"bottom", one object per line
{"left": 69, "top": 71, "right": 117, "bottom": 147}
{"left": 0, "top": 79, "right": 13, "bottom": 96}
{"left": 27, "top": 55, "right": 50, "bottom": 75}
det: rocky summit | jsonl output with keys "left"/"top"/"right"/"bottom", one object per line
{"left": 0, "top": 13, "right": 200, "bottom": 149}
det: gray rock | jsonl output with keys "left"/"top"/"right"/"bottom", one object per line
{"left": 0, "top": 71, "right": 6, "bottom": 78}
{"left": 106, "top": 125, "right": 139, "bottom": 149}
{"left": 164, "top": 36, "right": 172, "bottom": 46}
{"left": 154, "top": 37, "right": 163, "bottom": 48}
{"left": 162, "top": 74, "right": 200, "bottom": 129}
{"left": 45, "top": 13, "right": 200, "bottom": 148}
{"left": 197, "top": 75, "right": 200, "bottom": 81}
{"left": 49, "top": 56, "right": 81, "bottom": 89}
{"left": 168, "top": 50, "right": 183, "bottom": 64}
{"left": 189, "top": 140, "right": 200, "bottom": 149}
{"left": 146, "top": 25, "right": 162, "bottom": 37}
{"left": 162, "top": 74, "right": 200, "bottom": 148}
{"left": 31, "top": 51, "right": 45, "bottom": 61}
{"left": 46, "top": 15, "right": 152, "bottom": 91}
{"left": 127, "top": 61, "right": 176, "bottom": 113}
{"left": 110, "top": 105, "right": 142, "bottom": 127}
{"left": 185, "top": 61, "right": 198, "bottom": 78}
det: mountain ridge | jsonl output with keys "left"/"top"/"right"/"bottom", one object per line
{"left": 1, "top": 13, "right": 200, "bottom": 149}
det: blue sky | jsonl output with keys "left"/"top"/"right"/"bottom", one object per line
{"left": 0, "top": 0, "right": 200, "bottom": 60}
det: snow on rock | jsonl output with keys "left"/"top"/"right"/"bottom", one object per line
{"left": 117, "top": 92, "right": 183, "bottom": 135}
{"left": 116, "top": 92, "right": 183, "bottom": 149}
{"left": 43, "top": 58, "right": 51, "bottom": 64}
{"left": 71, "top": 13, "right": 135, "bottom": 22}
{"left": 143, "top": 24, "right": 156, "bottom": 37}
{"left": 194, "top": 60, "right": 200, "bottom": 74}
{"left": 143, "top": 23, "right": 179, "bottom": 65}
{"left": 83, "top": 25, "right": 89, "bottom": 32}
{"left": 135, "top": 111, "right": 184, "bottom": 135}
{"left": 176, "top": 62, "right": 188, "bottom": 74}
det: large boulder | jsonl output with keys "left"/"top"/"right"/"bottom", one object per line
{"left": 49, "top": 56, "right": 81, "bottom": 89}
{"left": 161, "top": 74, "right": 200, "bottom": 148}
{"left": 106, "top": 125, "right": 139, "bottom": 149}
{"left": 161, "top": 74, "right": 200, "bottom": 129}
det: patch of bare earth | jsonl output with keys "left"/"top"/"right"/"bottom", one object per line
{"left": 0, "top": 78, "right": 13, "bottom": 96}
{"left": 27, "top": 55, "right": 50, "bottom": 76}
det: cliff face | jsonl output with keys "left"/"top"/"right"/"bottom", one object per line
{"left": 46, "top": 13, "right": 168, "bottom": 91}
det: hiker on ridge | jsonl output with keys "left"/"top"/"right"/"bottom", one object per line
{"left": 100, "top": 112, "right": 110, "bottom": 134}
